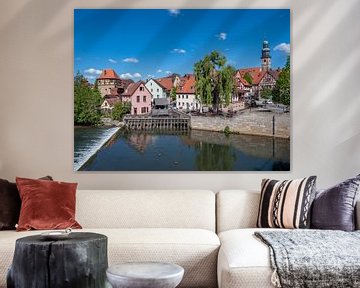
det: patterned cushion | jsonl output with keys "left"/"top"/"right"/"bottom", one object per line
{"left": 257, "top": 176, "right": 317, "bottom": 229}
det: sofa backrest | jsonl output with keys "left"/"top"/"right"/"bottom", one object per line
{"left": 217, "top": 190, "right": 360, "bottom": 232}
{"left": 76, "top": 190, "right": 216, "bottom": 231}
{"left": 216, "top": 190, "right": 260, "bottom": 233}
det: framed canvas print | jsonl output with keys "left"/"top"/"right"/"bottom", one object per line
{"left": 74, "top": 9, "right": 290, "bottom": 171}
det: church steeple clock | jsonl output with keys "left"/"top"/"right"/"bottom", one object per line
{"left": 261, "top": 40, "right": 271, "bottom": 71}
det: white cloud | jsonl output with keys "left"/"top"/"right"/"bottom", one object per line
{"left": 172, "top": 48, "right": 186, "bottom": 54}
{"left": 120, "top": 72, "right": 142, "bottom": 79}
{"left": 165, "top": 71, "right": 172, "bottom": 75}
{"left": 274, "top": 43, "right": 290, "bottom": 54}
{"left": 157, "top": 69, "right": 163, "bottom": 73}
{"left": 85, "top": 75, "right": 96, "bottom": 80}
{"left": 108, "top": 58, "right": 117, "bottom": 63}
{"left": 147, "top": 74, "right": 155, "bottom": 78}
{"left": 123, "top": 57, "right": 139, "bottom": 63}
{"left": 168, "top": 9, "right": 180, "bottom": 16}
{"left": 84, "top": 68, "right": 102, "bottom": 75}
{"left": 217, "top": 32, "right": 227, "bottom": 41}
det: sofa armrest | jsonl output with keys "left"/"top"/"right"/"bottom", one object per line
{"left": 356, "top": 200, "right": 360, "bottom": 230}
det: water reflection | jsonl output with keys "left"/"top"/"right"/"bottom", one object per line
{"left": 77, "top": 129, "right": 290, "bottom": 171}
{"left": 194, "top": 142, "right": 237, "bottom": 171}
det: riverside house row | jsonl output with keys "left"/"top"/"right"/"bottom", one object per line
{"left": 98, "top": 41, "right": 282, "bottom": 115}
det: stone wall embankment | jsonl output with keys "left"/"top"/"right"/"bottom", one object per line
{"left": 190, "top": 110, "right": 290, "bottom": 138}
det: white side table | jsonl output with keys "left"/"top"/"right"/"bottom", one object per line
{"left": 106, "top": 262, "right": 184, "bottom": 288}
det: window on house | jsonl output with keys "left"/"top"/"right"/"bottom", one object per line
{"left": 137, "top": 96, "right": 140, "bottom": 102}
{"left": 157, "top": 88, "right": 159, "bottom": 92}
{"left": 151, "top": 89, "right": 153, "bottom": 92}
{"left": 186, "top": 95, "right": 188, "bottom": 99}
{"left": 140, "top": 86, "right": 144, "bottom": 91}
{"left": 143, "top": 96, "right": 146, "bottom": 102}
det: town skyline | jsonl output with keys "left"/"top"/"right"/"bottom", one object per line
{"left": 74, "top": 9, "right": 290, "bottom": 83}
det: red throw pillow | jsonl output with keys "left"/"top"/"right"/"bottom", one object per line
{"left": 16, "top": 177, "right": 82, "bottom": 231}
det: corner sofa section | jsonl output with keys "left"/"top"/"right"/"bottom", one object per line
{"left": 0, "top": 190, "right": 220, "bottom": 288}
{"left": 216, "top": 190, "right": 360, "bottom": 288}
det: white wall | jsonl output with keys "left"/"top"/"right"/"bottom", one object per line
{"left": 0, "top": 0, "right": 359, "bottom": 191}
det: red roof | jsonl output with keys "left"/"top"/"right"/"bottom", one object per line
{"left": 121, "top": 79, "right": 134, "bottom": 89}
{"left": 268, "top": 69, "right": 281, "bottom": 80}
{"left": 238, "top": 67, "right": 263, "bottom": 85}
{"left": 152, "top": 78, "right": 169, "bottom": 91}
{"left": 177, "top": 74, "right": 196, "bottom": 94}
{"left": 121, "top": 81, "right": 143, "bottom": 96}
{"left": 237, "top": 67, "right": 282, "bottom": 85}
{"left": 104, "top": 94, "right": 119, "bottom": 99}
{"left": 155, "top": 77, "right": 174, "bottom": 91}
{"left": 98, "top": 69, "right": 120, "bottom": 80}
{"left": 103, "top": 97, "right": 120, "bottom": 107}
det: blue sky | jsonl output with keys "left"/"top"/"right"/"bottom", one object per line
{"left": 74, "top": 9, "right": 290, "bottom": 83}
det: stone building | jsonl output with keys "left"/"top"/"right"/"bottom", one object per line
{"left": 261, "top": 40, "right": 271, "bottom": 71}
{"left": 96, "top": 69, "right": 133, "bottom": 98}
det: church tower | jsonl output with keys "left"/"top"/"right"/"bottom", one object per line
{"left": 261, "top": 40, "right": 271, "bottom": 71}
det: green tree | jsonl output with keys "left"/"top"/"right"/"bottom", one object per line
{"left": 243, "top": 72, "right": 253, "bottom": 85}
{"left": 272, "top": 56, "right": 290, "bottom": 106}
{"left": 112, "top": 102, "right": 131, "bottom": 121}
{"left": 74, "top": 73, "right": 102, "bottom": 126}
{"left": 194, "top": 51, "right": 236, "bottom": 112}
{"left": 260, "top": 87, "right": 273, "bottom": 100}
{"left": 170, "top": 86, "right": 177, "bottom": 102}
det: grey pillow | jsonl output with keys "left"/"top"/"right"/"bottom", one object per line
{"left": 311, "top": 174, "right": 360, "bottom": 231}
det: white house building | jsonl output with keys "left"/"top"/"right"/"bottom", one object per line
{"left": 145, "top": 79, "right": 167, "bottom": 100}
{"left": 176, "top": 74, "right": 200, "bottom": 111}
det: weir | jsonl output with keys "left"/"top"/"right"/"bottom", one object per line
{"left": 124, "top": 111, "right": 190, "bottom": 131}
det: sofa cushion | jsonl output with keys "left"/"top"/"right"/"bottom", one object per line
{"left": 0, "top": 228, "right": 220, "bottom": 288}
{"left": 0, "top": 176, "right": 53, "bottom": 231}
{"left": 218, "top": 228, "right": 279, "bottom": 288}
{"left": 76, "top": 190, "right": 216, "bottom": 231}
{"left": 216, "top": 190, "right": 260, "bottom": 233}
{"left": 311, "top": 174, "right": 360, "bottom": 231}
{"left": 0, "top": 179, "right": 20, "bottom": 231}
{"left": 257, "top": 177, "right": 317, "bottom": 229}
{"left": 16, "top": 177, "right": 81, "bottom": 231}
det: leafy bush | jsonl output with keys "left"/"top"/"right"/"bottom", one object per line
{"left": 74, "top": 73, "right": 102, "bottom": 126}
{"left": 112, "top": 102, "right": 131, "bottom": 121}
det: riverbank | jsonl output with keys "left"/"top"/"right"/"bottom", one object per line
{"left": 190, "top": 109, "right": 290, "bottom": 139}
{"left": 95, "top": 109, "right": 290, "bottom": 139}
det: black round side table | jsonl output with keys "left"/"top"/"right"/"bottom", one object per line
{"left": 7, "top": 232, "right": 108, "bottom": 288}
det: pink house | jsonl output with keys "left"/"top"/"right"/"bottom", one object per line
{"left": 121, "top": 81, "right": 152, "bottom": 115}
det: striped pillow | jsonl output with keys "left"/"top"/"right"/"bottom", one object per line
{"left": 257, "top": 176, "right": 317, "bottom": 229}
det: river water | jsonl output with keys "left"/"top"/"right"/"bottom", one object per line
{"left": 74, "top": 127, "right": 290, "bottom": 171}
